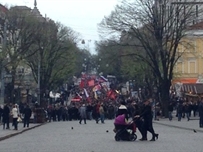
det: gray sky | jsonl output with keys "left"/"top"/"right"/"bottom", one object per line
{"left": 1, "top": 0, "right": 120, "bottom": 54}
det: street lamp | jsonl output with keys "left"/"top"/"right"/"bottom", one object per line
{"left": 37, "top": 46, "right": 43, "bottom": 106}
{"left": 25, "top": 81, "right": 31, "bottom": 104}
{"left": 153, "top": 86, "right": 158, "bottom": 120}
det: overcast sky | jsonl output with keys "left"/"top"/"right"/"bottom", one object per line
{"left": 1, "top": 0, "right": 120, "bottom": 54}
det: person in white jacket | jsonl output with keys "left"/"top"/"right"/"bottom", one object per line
{"left": 12, "top": 104, "right": 18, "bottom": 130}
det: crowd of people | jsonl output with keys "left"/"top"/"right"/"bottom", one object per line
{"left": 44, "top": 96, "right": 159, "bottom": 141}
{"left": 0, "top": 103, "right": 32, "bottom": 130}
{"left": 1, "top": 91, "right": 203, "bottom": 142}
{"left": 168, "top": 97, "right": 203, "bottom": 127}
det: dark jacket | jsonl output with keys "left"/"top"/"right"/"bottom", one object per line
{"left": 140, "top": 105, "right": 153, "bottom": 121}
{"left": 198, "top": 103, "right": 203, "bottom": 117}
{"left": 2, "top": 105, "right": 10, "bottom": 121}
{"left": 168, "top": 104, "right": 173, "bottom": 112}
{"left": 23, "top": 106, "right": 32, "bottom": 118}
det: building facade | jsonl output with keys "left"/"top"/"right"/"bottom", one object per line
{"left": 173, "top": 21, "right": 203, "bottom": 84}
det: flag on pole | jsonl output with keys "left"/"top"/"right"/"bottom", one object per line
{"left": 99, "top": 76, "right": 108, "bottom": 83}
{"left": 84, "top": 88, "right": 89, "bottom": 98}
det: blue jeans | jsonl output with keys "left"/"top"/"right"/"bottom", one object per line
{"left": 186, "top": 112, "right": 190, "bottom": 121}
{"left": 168, "top": 111, "right": 172, "bottom": 121}
{"left": 100, "top": 114, "right": 105, "bottom": 123}
{"left": 88, "top": 112, "right": 92, "bottom": 120}
{"left": 178, "top": 113, "right": 182, "bottom": 121}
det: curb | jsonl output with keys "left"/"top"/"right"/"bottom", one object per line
{"left": 153, "top": 121, "right": 203, "bottom": 133}
{"left": 0, "top": 123, "right": 46, "bottom": 142}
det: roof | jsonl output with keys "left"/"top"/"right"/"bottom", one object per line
{"left": 188, "top": 21, "right": 203, "bottom": 30}
{"left": 0, "top": 4, "right": 8, "bottom": 13}
{"left": 10, "top": 6, "right": 31, "bottom": 11}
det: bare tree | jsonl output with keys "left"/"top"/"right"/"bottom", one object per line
{"left": 99, "top": 0, "right": 202, "bottom": 116}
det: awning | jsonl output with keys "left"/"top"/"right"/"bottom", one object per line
{"left": 172, "top": 78, "right": 198, "bottom": 84}
{"left": 181, "top": 83, "right": 203, "bottom": 94}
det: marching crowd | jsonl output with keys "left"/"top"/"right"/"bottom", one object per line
{"left": 0, "top": 95, "right": 203, "bottom": 139}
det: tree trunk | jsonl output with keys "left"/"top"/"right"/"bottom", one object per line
{"left": 160, "top": 80, "right": 171, "bottom": 118}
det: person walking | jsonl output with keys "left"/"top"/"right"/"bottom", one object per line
{"left": 198, "top": 100, "right": 203, "bottom": 128}
{"left": 86, "top": 103, "right": 93, "bottom": 120}
{"left": 135, "top": 99, "right": 159, "bottom": 141}
{"left": 23, "top": 104, "right": 32, "bottom": 128}
{"left": 99, "top": 103, "right": 105, "bottom": 124}
{"left": 0, "top": 106, "right": 3, "bottom": 123}
{"left": 168, "top": 102, "right": 173, "bottom": 121}
{"left": 79, "top": 104, "right": 87, "bottom": 124}
{"left": 2, "top": 103, "right": 10, "bottom": 129}
{"left": 177, "top": 102, "right": 183, "bottom": 121}
{"left": 11, "top": 104, "right": 19, "bottom": 130}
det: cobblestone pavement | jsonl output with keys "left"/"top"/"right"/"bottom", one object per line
{"left": 0, "top": 119, "right": 202, "bottom": 152}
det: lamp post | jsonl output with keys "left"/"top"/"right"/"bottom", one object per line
{"left": 37, "top": 46, "right": 43, "bottom": 106}
{"left": 153, "top": 86, "right": 158, "bottom": 120}
{"left": 25, "top": 81, "right": 31, "bottom": 104}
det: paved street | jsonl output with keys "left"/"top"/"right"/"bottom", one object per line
{"left": 0, "top": 119, "right": 202, "bottom": 152}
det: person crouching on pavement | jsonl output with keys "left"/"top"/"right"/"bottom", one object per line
{"left": 114, "top": 114, "right": 136, "bottom": 135}
{"left": 116, "top": 101, "right": 129, "bottom": 120}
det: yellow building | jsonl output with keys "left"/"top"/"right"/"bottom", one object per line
{"left": 173, "top": 21, "right": 203, "bottom": 84}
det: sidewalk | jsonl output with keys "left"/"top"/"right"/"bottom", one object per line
{"left": 0, "top": 122, "right": 43, "bottom": 141}
{"left": 153, "top": 115, "right": 203, "bottom": 133}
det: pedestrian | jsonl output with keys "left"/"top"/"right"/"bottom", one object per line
{"left": 168, "top": 102, "right": 173, "bottom": 121}
{"left": 0, "top": 105, "right": 3, "bottom": 123}
{"left": 11, "top": 104, "right": 19, "bottom": 130}
{"left": 135, "top": 99, "right": 159, "bottom": 141}
{"left": 2, "top": 103, "right": 10, "bottom": 129}
{"left": 99, "top": 103, "right": 105, "bottom": 124}
{"left": 23, "top": 104, "right": 32, "bottom": 128}
{"left": 93, "top": 102, "right": 100, "bottom": 123}
{"left": 184, "top": 102, "right": 190, "bottom": 121}
{"left": 177, "top": 102, "right": 183, "bottom": 121}
{"left": 198, "top": 100, "right": 203, "bottom": 128}
{"left": 79, "top": 104, "right": 87, "bottom": 124}
{"left": 86, "top": 103, "right": 93, "bottom": 120}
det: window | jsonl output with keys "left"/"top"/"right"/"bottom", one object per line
{"left": 176, "top": 61, "right": 184, "bottom": 73}
{"left": 188, "top": 58, "right": 196, "bottom": 73}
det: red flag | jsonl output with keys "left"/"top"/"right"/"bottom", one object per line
{"left": 107, "top": 90, "right": 116, "bottom": 100}
{"left": 79, "top": 79, "right": 85, "bottom": 88}
{"left": 88, "top": 79, "right": 95, "bottom": 87}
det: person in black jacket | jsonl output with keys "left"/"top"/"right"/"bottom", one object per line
{"left": 198, "top": 100, "right": 203, "bottom": 128}
{"left": 168, "top": 102, "right": 173, "bottom": 121}
{"left": 23, "top": 104, "right": 32, "bottom": 128}
{"left": 2, "top": 103, "right": 10, "bottom": 129}
{"left": 135, "top": 99, "right": 158, "bottom": 141}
